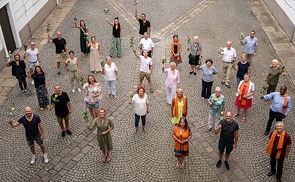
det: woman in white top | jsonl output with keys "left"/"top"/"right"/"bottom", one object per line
{"left": 83, "top": 75, "right": 102, "bottom": 119}
{"left": 102, "top": 56, "right": 118, "bottom": 98}
{"left": 129, "top": 86, "right": 150, "bottom": 134}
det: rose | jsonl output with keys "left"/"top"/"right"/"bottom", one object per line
{"left": 213, "top": 98, "right": 218, "bottom": 102}
{"left": 240, "top": 32, "right": 244, "bottom": 40}
{"left": 220, "top": 111, "right": 224, "bottom": 116}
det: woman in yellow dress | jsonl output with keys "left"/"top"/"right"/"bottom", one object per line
{"left": 171, "top": 89, "right": 187, "bottom": 124}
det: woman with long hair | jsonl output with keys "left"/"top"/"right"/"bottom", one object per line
{"left": 106, "top": 17, "right": 122, "bottom": 58}
{"left": 31, "top": 66, "right": 49, "bottom": 110}
{"left": 75, "top": 20, "right": 90, "bottom": 56}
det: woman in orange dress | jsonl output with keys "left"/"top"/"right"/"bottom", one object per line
{"left": 170, "top": 35, "right": 182, "bottom": 65}
{"left": 172, "top": 118, "right": 192, "bottom": 168}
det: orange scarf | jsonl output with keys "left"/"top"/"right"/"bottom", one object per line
{"left": 282, "top": 94, "right": 288, "bottom": 114}
{"left": 173, "top": 126, "right": 189, "bottom": 151}
{"left": 238, "top": 81, "right": 250, "bottom": 105}
{"left": 173, "top": 95, "right": 187, "bottom": 117}
{"left": 170, "top": 41, "right": 181, "bottom": 60}
{"left": 266, "top": 130, "right": 285, "bottom": 159}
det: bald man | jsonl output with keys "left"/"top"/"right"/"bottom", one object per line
{"left": 8, "top": 107, "right": 48, "bottom": 164}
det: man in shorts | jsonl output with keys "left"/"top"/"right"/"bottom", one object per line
{"left": 48, "top": 31, "right": 68, "bottom": 75}
{"left": 133, "top": 50, "right": 154, "bottom": 92}
{"left": 24, "top": 42, "right": 40, "bottom": 85}
{"left": 214, "top": 111, "right": 239, "bottom": 170}
{"left": 8, "top": 106, "right": 49, "bottom": 164}
{"left": 49, "top": 85, "right": 73, "bottom": 137}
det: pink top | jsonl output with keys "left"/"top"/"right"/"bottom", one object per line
{"left": 164, "top": 68, "right": 180, "bottom": 88}
{"left": 83, "top": 82, "right": 102, "bottom": 104}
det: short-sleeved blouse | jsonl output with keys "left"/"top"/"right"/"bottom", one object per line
{"left": 83, "top": 83, "right": 102, "bottom": 104}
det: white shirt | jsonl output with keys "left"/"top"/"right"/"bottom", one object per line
{"left": 140, "top": 38, "right": 154, "bottom": 51}
{"left": 104, "top": 62, "right": 118, "bottom": 81}
{"left": 222, "top": 47, "right": 236, "bottom": 62}
{"left": 139, "top": 56, "right": 152, "bottom": 73}
{"left": 132, "top": 93, "right": 149, "bottom": 116}
{"left": 236, "top": 81, "right": 255, "bottom": 99}
{"left": 26, "top": 48, "right": 39, "bottom": 63}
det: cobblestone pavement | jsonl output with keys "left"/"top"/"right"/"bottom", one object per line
{"left": 0, "top": 0, "right": 295, "bottom": 181}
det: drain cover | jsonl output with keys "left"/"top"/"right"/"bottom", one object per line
{"left": 151, "top": 37, "right": 161, "bottom": 43}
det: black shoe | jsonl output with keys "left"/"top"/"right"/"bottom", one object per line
{"left": 216, "top": 160, "right": 222, "bottom": 168}
{"left": 221, "top": 81, "right": 225, "bottom": 84}
{"left": 193, "top": 72, "right": 196, "bottom": 75}
{"left": 225, "top": 84, "right": 231, "bottom": 88}
{"left": 264, "top": 130, "right": 269, "bottom": 136}
{"left": 267, "top": 171, "right": 275, "bottom": 176}
{"left": 189, "top": 71, "right": 193, "bottom": 74}
{"left": 277, "top": 178, "right": 281, "bottom": 182}
{"left": 66, "top": 130, "right": 72, "bottom": 135}
{"left": 57, "top": 70, "right": 61, "bottom": 75}
{"left": 62, "top": 131, "right": 66, "bottom": 137}
{"left": 224, "top": 161, "right": 230, "bottom": 170}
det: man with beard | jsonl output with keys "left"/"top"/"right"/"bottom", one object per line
{"left": 240, "top": 30, "right": 258, "bottom": 63}
{"left": 135, "top": 10, "right": 151, "bottom": 39}
{"left": 261, "top": 86, "right": 292, "bottom": 136}
{"left": 49, "top": 85, "right": 73, "bottom": 137}
{"left": 8, "top": 106, "right": 49, "bottom": 164}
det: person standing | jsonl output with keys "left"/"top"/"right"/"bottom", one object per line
{"left": 133, "top": 49, "right": 154, "bottom": 92}
{"left": 135, "top": 10, "right": 151, "bottom": 38}
{"left": 87, "top": 36, "right": 103, "bottom": 73}
{"left": 171, "top": 89, "right": 187, "bottom": 125}
{"left": 207, "top": 87, "right": 226, "bottom": 132}
{"left": 172, "top": 118, "right": 192, "bottom": 168}
{"left": 30, "top": 66, "right": 49, "bottom": 110}
{"left": 102, "top": 56, "right": 118, "bottom": 98}
{"left": 233, "top": 74, "right": 255, "bottom": 121}
{"left": 24, "top": 42, "right": 40, "bottom": 85}
{"left": 266, "top": 122, "right": 291, "bottom": 182}
{"left": 221, "top": 41, "right": 237, "bottom": 88}
{"left": 162, "top": 62, "right": 180, "bottom": 105}
{"left": 140, "top": 32, "right": 154, "bottom": 58}
{"left": 169, "top": 35, "right": 182, "bottom": 65}
{"left": 7, "top": 106, "right": 49, "bottom": 164}
{"left": 49, "top": 85, "right": 72, "bottom": 137}
{"left": 83, "top": 75, "right": 102, "bottom": 119}
{"left": 86, "top": 108, "right": 114, "bottom": 163}
{"left": 199, "top": 59, "right": 218, "bottom": 99}
{"left": 233, "top": 53, "right": 250, "bottom": 86}
{"left": 215, "top": 111, "right": 239, "bottom": 170}
{"left": 187, "top": 36, "right": 202, "bottom": 75}
{"left": 47, "top": 31, "right": 68, "bottom": 75}
{"left": 261, "top": 86, "right": 292, "bottom": 136}
{"left": 129, "top": 86, "right": 150, "bottom": 134}
{"left": 240, "top": 30, "right": 258, "bottom": 63}
{"left": 75, "top": 20, "right": 90, "bottom": 57}
{"left": 65, "top": 51, "right": 81, "bottom": 93}
{"left": 6, "top": 54, "right": 28, "bottom": 94}
{"left": 106, "top": 17, "right": 122, "bottom": 58}
{"left": 265, "top": 59, "right": 285, "bottom": 94}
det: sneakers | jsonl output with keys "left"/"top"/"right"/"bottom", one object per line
{"left": 77, "top": 88, "right": 81, "bottom": 92}
{"left": 30, "top": 154, "right": 36, "bottom": 164}
{"left": 31, "top": 80, "right": 35, "bottom": 85}
{"left": 72, "top": 89, "right": 75, "bottom": 93}
{"left": 24, "top": 89, "right": 28, "bottom": 94}
{"left": 62, "top": 131, "right": 66, "bottom": 137}
{"left": 44, "top": 153, "right": 49, "bottom": 163}
{"left": 66, "top": 130, "right": 72, "bottom": 135}
{"left": 150, "top": 88, "right": 154, "bottom": 93}
{"left": 225, "top": 161, "right": 230, "bottom": 170}
{"left": 216, "top": 160, "right": 222, "bottom": 168}
{"left": 21, "top": 90, "right": 25, "bottom": 94}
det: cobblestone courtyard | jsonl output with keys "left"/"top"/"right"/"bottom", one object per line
{"left": 0, "top": 0, "right": 294, "bottom": 181}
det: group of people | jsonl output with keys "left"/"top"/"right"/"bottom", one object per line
{"left": 5, "top": 8, "right": 292, "bottom": 181}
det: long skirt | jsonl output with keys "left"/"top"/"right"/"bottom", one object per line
{"left": 36, "top": 84, "right": 49, "bottom": 108}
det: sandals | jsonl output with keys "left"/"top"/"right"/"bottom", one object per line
{"left": 106, "top": 156, "right": 111, "bottom": 163}
{"left": 102, "top": 156, "right": 107, "bottom": 163}
{"left": 206, "top": 128, "right": 212, "bottom": 132}
{"left": 242, "top": 115, "right": 246, "bottom": 121}
{"left": 143, "top": 127, "right": 147, "bottom": 133}
{"left": 134, "top": 128, "right": 138, "bottom": 134}
{"left": 233, "top": 113, "right": 239, "bottom": 118}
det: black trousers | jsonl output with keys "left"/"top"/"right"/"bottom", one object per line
{"left": 201, "top": 79, "right": 213, "bottom": 99}
{"left": 270, "top": 154, "right": 285, "bottom": 179}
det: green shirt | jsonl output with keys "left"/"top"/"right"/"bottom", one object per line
{"left": 267, "top": 68, "right": 281, "bottom": 85}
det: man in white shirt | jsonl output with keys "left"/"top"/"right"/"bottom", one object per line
{"left": 221, "top": 41, "right": 236, "bottom": 88}
{"left": 140, "top": 32, "right": 154, "bottom": 58}
{"left": 24, "top": 42, "right": 40, "bottom": 85}
{"left": 133, "top": 50, "right": 154, "bottom": 92}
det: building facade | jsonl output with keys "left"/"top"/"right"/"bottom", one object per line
{"left": 0, "top": 0, "right": 59, "bottom": 70}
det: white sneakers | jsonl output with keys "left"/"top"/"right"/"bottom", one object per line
{"left": 72, "top": 88, "right": 81, "bottom": 92}
{"left": 30, "top": 154, "right": 36, "bottom": 164}
{"left": 44, "top": 153, "right": 49, "bottom": 163}
{"left": 30, "top": 153, "right": 49, "bottom": 164}
{"left": 72, "top": 89, "right": 75, "bottom": 93}
{"left": 31, "top": 80, "right": 34, "bottom": 85}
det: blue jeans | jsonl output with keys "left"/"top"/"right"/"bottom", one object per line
{"left": 236, "top": 76, "right": 242, "bottom": 87}
{"left": 135, "top": 114, "right": 146, "bottom": 128}
{"left": 266, "top": 109, "right": 283, "bottom": 132}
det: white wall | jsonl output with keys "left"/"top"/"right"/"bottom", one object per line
{"left": 277, "top": 0, "right": 295, "bottom": 25}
